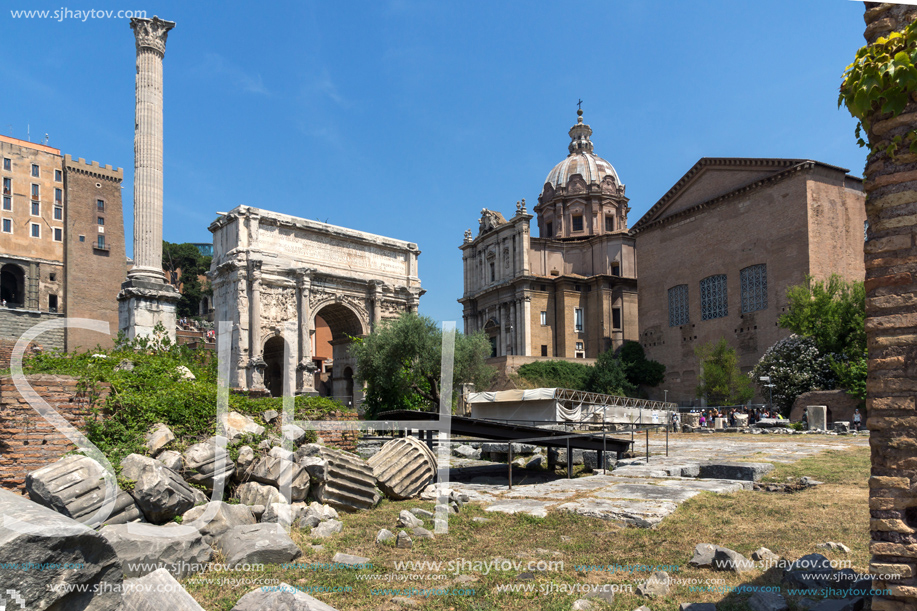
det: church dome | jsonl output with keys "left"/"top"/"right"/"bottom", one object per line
{"left": 542, "top": 109, "right": 621, "bottom": 194}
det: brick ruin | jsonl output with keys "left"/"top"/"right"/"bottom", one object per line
{"left": 862, "top": 4, "right": 917, "bottom": 610}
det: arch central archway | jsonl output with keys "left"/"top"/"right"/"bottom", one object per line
{"left": 313, "top": 302, "right": 366, "bottom": 405}
{"left": 262, "top": 335, "right": 287, "bottom": 398}
{"left": 1, "top": 264, "right": 25, "bottom": 306}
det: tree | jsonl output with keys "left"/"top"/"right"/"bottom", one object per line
{"left": 751, "top": 335, "right": 837, "bottom": 415}
{"left": 780, "top": 274, "right": 865, "bottom": 359}
{"left": 778, "top": 274, "right": 865, "bottom": 400}
{"left": 350, "top": 313, "right": 496, "bottom": 418}
{"left": 516, "top": 360, "right": 592, "bottom": 390}
{"left": 162, "top": 242, "right": 212, "bottom": 318}
{"left": 586, "top": 349, "right": 635, "bottom": 396}
{"left": 617, "top": 341, "right": 666, "bottom": 388}
{"left": 695, "top": 338, "right": 754, "bottom": 406}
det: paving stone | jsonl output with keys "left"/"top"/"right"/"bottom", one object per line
{"left": 485, "top": 499, "right": 550, "bottom": 518}
{"left": 697, "top": 461, "right": 774, "bottom": 481}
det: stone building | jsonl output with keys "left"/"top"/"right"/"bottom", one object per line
{"left": 0, "top": 134, "right": 126, "bottom": 356}
{"left": 632, "top": 158, "right": 866, "bottom": 405}
{"left": 209, "top": 206, "right": 422, "bottom": 401}
{"left": 459, "top": 109, "right": 638, "bottom": 362}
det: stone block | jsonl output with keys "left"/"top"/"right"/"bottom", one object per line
{"left": 230, "top": 582, "right": 340, "bottom": 611}
{"left": 452, "top": 444, "right": 481, "bottom": 459}
{"left": 312, "top": 519, "right": 343, "bottom": 538}
{"left": 712, "top": 547, "right": 754, "bottom": 572}
{"left": 714, "top": 418, "right": 727, "bottom": 430}
{"left": 397, "top": 509, "right": 424, "bottom": 528}
{"left": 183, "top": 440, "right": 236, "bottom": 492}
{"left": 122, "top": 568, "right": 205, "bottom": 611}
{"left": 156, "top": 450, "right": 183, "bottom": 472}
{"left": 235, "top": 481, "right": 288, "bottom": 507}
{"left": 748, "top": 591, "right": 788, "bottom": 611}
{"left": 99, "top": 523, "right": 213, "bottom": 578}
{"left": 697, "top": 461, "right": 774, "bottom": 481}
{"left": 688, "top": 543, "right": 717, "bottom": 567}
{"left": 368, "top": 437, "right": 437, "bottom": 500}
{"left": 308, "top": 447, "right": 380, "bottom": 511}
{"left": 807, "top": 406, "right": 828, "bottom": 431}
{"left": 249, "top": 456, "right": 310, "bottom": 502}
{"left": 145, "top": 422, "right": 175, "bottom": 455}
{"left": 181, "top": 501, "right": 256, "bottom": 545}
{"left": 636, "top": 570, "right": 671, "bottom": 597}
{"left": 26, "top": 454, "right": 140, "bottom": 525}
{"left": 122, "top": 454, "right": 196, "bottom": 523}
{"left": 333, "top": 552, "right": 370, "bottom": 567}
{"left": 0, "top": 488, "right": 123, "bottom": 610}
{"left": 218, "top": 411, "right": 265, "bottom": 442}
{"left": 376, "top": 528, "right": 395, "bottom": 544}
{"left": 215, "top": 523, "right": 302, "bottom": 566}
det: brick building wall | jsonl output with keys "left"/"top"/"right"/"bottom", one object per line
{"left": 0, "top": 309, "right": 64, "bottom": 367}
{"left": 634, "top": 160, "right": 866, "bottom": 405}
{"left": 63, "top": 156, "right": 126, "bottom": 351}
{"left": 0, "top": 374, "right": 106, "bottom": 492}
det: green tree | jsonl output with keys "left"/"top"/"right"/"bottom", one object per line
{"left": 618, "top": 341, "right": 666, "bottom": 388}
{"left": 516, "top": 360, "right": 592, "bottom": 390}
{"left": 350, "top": 313, "right": 496, "bottom": 417}
{"left": 162, "top": 241, "right": 212, "bottom": 318}
{"left": 695, "top": 338, "right": 754, "bottom": 406}
{"left": 778, "top": 274, "right": 866, "bottom": 399}
{"left": 780, "top": 274, "right": 865, "bottom": 358}
{"left": 586, "top": 349, "right": 635, "bottom": 396}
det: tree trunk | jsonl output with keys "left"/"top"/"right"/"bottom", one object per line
{"left": 862, "top": 4, "right": 917, "bottom": 611}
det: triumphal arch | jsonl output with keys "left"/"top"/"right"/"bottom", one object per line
{"left": 209, "top": 206, "right": 422, "bottom": 401}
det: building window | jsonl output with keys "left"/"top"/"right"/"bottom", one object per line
{"left": 605, "top": 216, "right": 614, "bottom": 232}
{"left": 48, "top": 294, "right": 58, "bottom": 312}
{"left": 740, "top": 264, "right": 768, "bottom": 313}
{"left": 97, "top": 216, "right": 104, "bottom": 226}
{"left": 31, "top": 223, "right": 40, "bottom": 238}
{"left": 97, "top": 235, "right": 106, "bottom": 249}
{"left": 489, "top": 262, "right": 495, "bottom": 282}
{"left": 612, "top": 307, "right": 622, "bottom": 330}
{"left": 541, "top": 345, "right": 548, "bottom": 357}
{"left": 2, "top": 196, "right": 10, "bottom": 211}
{"left": 55, "top": 188, "right": 62, "bottom": 204}
{"left": 31, "top": 164, "right": 39, "bottom": 178}
{"left": 53, "top": 227, "right": 62, "bottom": 242}
{"left": 3, "top": 178, "right": 10, "bottom": 195}
{"left": 611, "top": 263, "right": 620, "bottom": 277}
{"left": 97, "top": 199, "right": 105, "bottom": 211}
{"left": 55, "top": 169, "right": 62, "bottom": 182}
{"left": 574, "top": 307, "right": 584, "bottom": 332}
{"left": 2, "top": 158, "right": 10, "bottom": 171}
{"left": 546, "top": 221, "right": 553, "bottom": 237}
{"left": 31, "top": 202, "right": 40, "bottom": 216}
{"left": 700, "top": 274, "right": 728, "bottom": 320}
{"left": 2, "top": 218, "right": 11, "bottom": 233}
{"left": 31, "top": 183, "right": 39, "bottom": 199}
{"left": 49, "top": 273, "right": 56, "bottom": 281}
{"left": 79, "top": 235, "right": 85, "bottom": 242}
{"left": 668, "top": 284, "right": 689, "bottom": 327}
{"left": 572, "top": 215, "right": 584, "bottom": 232}
{"left": 575, "top": 341, "right": 585, "bottom": 358}
{"left": 54, "top": 206, "right": 62, "bottom": 220}
{"left": 540, "top": 311, "right": 547, "bottom": 325}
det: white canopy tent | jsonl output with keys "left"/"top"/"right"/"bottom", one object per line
{"left": 467, "top": 388, "right": 676, "bottom": 426}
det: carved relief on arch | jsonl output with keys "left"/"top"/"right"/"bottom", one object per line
{"left": 261, "top": 285, "right": 297, "bottom": 325}
{"left": 568, "top": 175, "right": 587, "bottom": 194}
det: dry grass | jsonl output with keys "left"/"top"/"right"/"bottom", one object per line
{"left": 181, "top": 445, "right": 870, "bottom": 611}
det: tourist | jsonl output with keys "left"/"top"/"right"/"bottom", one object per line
{"left": 671, "top": 411, "right": 679, "bottom": 433}
{"left": 699, "top": 414, "right": 706, "bottom": 428}
{"left": 853, "top": 408, "right": 862, "bottom": 432}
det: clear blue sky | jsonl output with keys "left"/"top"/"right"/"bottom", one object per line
{"left": 1, "top": 1, "right": 868, "bottom": 326}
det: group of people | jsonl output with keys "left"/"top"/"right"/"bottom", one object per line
{"left": 687, "top": 406, "right": 782, "bottom": 428}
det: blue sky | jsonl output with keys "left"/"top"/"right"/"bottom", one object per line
{"left": 1, "top": 1, "right": 868, "bottom": 325}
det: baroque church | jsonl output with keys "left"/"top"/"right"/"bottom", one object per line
{"left": 459, "top": 109, "right": 638, "bottom": 360}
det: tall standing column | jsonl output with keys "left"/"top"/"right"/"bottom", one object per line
{"left": 247, "top": 259, "right": 266, "bottom": 393}
{"left": 118, "top": 16, "right": 179, "bottom": 342}
{"left": 296, "top": 270, "right": 317, "bottom": 395}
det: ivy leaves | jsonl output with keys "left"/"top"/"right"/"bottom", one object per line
{"left": 840, "top": 24, "right": 917, "bottom": 151}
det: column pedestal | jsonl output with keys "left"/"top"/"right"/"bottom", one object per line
{"left": 117, "top": 279, "right": 180, "bottom": 343}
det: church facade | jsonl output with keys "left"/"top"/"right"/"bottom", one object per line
{"left": 458, "top": 110, "right": 638, "bottom": 360}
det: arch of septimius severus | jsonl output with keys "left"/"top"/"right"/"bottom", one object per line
{"left": 209, "top": 206, "right": 422, "bottom": 402}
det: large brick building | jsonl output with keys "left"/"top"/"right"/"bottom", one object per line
{"left": 631, "top": 158, "right": 866, "bottom": 405}
{"left": 0, "top": 134, "right": 126, "bottom": 355}
{"left": 459, "top": 109, "right": 638, "bottom": 360}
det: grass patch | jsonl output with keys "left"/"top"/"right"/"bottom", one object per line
{"left": 182, "top": 445, "right": 871, "bottom": 611}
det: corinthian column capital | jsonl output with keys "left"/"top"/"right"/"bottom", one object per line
{"left": 130, "top": 16, "right": 175, "bottom": 56}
